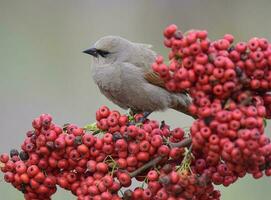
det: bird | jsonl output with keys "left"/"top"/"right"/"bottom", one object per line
{"left": 83, "top": 36, "right": 192, "bottom": 118}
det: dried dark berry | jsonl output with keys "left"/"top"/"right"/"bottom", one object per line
{"left": 10, "top": 149, "right": 19, "bottom": 158}
{"left": 123, "top": 189, "right": 133, "bottom": 200}
{"left": 74, "top": 136, "right": 82, "bottom": 145}
{"left": 46, "top": 141, "right": 55, "bottom": 149}
{"left": 19, "top": 151, "right": 29, "bottom": 161}
{"left": 113, "top": 132, "right": 122, "bottom": 141}
{"left": 174, "top": 30, "right": 183, "bottom": 40}
{"left": 26, "top": 130, "right": 34, "bottom": 137}
{"left": 162, "top": 164, "right": 173, "bottom": 174}
{"left": 235, "top": 67, "right": 243, "bottom": 77}
{"left": 159, "top": 175, "right": 170, "bottom": 185}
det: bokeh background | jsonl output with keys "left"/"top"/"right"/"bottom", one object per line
{"left": 0, "top": 0, "right": 270, "bottom": 199}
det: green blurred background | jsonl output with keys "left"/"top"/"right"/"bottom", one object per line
{"left": 0, "top": 0, "right": 270, "bottom": 199}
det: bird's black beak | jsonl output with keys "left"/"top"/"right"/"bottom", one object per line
{"left": 83, "top": 47, "right": 98, "bottom": 57}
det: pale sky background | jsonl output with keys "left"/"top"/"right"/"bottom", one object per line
{"left": 0, "top": 0, "right": 271, "bottom": 199}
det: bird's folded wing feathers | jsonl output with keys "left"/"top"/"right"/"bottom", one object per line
{"left": 144, "top": 71, "right": 166, "bottom": 88}
{"left": 144, "top": 70, "right": 195, "bottom": 117}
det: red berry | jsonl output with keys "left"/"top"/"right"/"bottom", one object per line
{"left": 0, "top": 153, "right": 9, "bottom": 163}
{"left": 117, "top": 172, "right": 131, "bottom": 187}
{"left": 164, "top": 24, "right": 178, "bottom": 38}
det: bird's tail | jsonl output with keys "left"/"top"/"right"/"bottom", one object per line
{"left": 170, "top": 93, "right": 196, "bottom": 118}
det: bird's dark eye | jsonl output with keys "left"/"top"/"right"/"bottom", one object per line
{"left": 97, "top": 50, "right": 110, "bottom": 57}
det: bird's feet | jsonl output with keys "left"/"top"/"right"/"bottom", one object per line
{"left": 138, "top": 111, "right": 152, "bottom": 123}
{"left": 126, "top": 109, "right": 152, "bottom": 125}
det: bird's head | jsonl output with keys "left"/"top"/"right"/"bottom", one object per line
{"left": 83, "top": 36, "right": 131, "bottom": 64}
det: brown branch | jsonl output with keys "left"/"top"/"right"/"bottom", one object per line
{"left": 129, "top": 137, "right": 192, "bottom": 178}
{"left": 168, "top": 137, "right": 192, "bottom": 148}
{"left": 129, "top": 156, "right": 163, "bottom": 178}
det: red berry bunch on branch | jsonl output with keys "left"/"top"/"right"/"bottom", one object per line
{"left": 1, "top": 24, "right": 271, "bottom": 200}
{"left": 154, "top": 24, "right": 271, "bottom": 95}
{"left": 1, "top": 108, "right": 211, "bottom": 200}
{"left": 153, "top": 24, "right": 271, "bottom": 185}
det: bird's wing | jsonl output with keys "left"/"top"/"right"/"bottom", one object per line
{"left": 144, "top": 69, "right": 194, "bottom": 118}
{"left": 144, "top": 70, "right": 166, "bottom": 88}
{"left": 145, "top": 71, "right": 193, "bottom": 117}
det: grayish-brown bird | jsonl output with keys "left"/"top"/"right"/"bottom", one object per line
{"left": 83, "top": 36, "right": 191, "bottom": 116}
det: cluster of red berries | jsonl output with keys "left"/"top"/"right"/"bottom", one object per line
{"left": 191, "top": 103, "right": 271, "bottom": 185}
{"left": 1, "top": 114, "right": 60, "bottom": 200}
{"left": 2, "top": 106, "right": 213, "bottom": 199}
{"left": 154, "top": 24, "right": 271, "bottom": 96}
{"left": 132, "top": 165, "right": 221, "bottom": 200}
{"left": 73, "top": 168, "right": 122, "bottom": 200}
{"left": 152, "top": 24, "right": 271, "bottom": 187}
